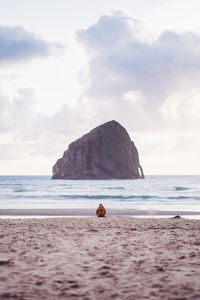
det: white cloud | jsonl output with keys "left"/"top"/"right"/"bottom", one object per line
{"left": 76, "top": 12, "right": 200, "bottom": 133}
{"left": 160, "top": 89, "right": 200, "bottom": 131}
{"left": 0, "top": 88, "right": 89, "bottom": 162}
{"left": 77, "top": 11, "right": 144, "bottom": 54}
{"left": 0, "top": 25, "right": 64, "bottom": 64}
{"left": 1, "top": 10, "right": 200, "bottom": 174}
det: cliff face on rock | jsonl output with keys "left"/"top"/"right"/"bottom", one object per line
{"left": 52, "top": 120, "right": 144, "bottom": 179}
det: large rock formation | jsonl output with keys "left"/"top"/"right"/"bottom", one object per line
{"left": 52, "top": 120, "right": 144, "bottom": 179}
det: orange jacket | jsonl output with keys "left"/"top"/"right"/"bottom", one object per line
{"left": 96, "top": 205, "right": 106, "bottom": 217}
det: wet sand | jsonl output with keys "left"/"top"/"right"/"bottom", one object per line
{"left": 0, "top": 217, "right": 200, "bottom": 299}
{"left": 1, "top": 208, "right": 200, "bottom": 217}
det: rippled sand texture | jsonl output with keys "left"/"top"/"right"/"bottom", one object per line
{"left": 0, "top": 217, "right": 200, "bottom": 299}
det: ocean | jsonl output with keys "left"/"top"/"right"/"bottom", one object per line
{"left": 0, "top": 175, "right": 200, "bottom": 215}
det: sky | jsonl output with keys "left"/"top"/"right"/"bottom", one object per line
{"left": 0, "top": 0, "right": 200, "bottom": 175}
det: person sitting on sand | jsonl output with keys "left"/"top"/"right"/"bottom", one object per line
{"left": 96, "top": 203, "right": 106, "bottom": 217}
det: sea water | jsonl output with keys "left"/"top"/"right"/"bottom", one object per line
{"left": 0, "top": 175, "right": 200, "bottom": 213}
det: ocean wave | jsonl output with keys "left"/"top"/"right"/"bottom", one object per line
{"left": 59, "top": 184, "right": 74, "bottom": 187}
{"left": 14, "top": 189, "right": 31, "bottom": 193}
{"left": 0, "top": 183, "right": 22, "bottom": 187}
{"left": 57, "top": 194, "right": 159, "bottom": 200}
{"left": 168, "top": 196, "right": 198, "bottom": 200}
{"left": 107, "top": 187, "right": 125, "bottom": 190}
{"left": 2, "top": 193, "right": 200, "bottom": 203}
{"left": 7, "top": 194, "right": 200, "bottom": 201}
{"left": 174, "top": 186, "right": 190, "bottom": 191}
{"left": 4, "top": 194, "right": 158, "bottom": 200}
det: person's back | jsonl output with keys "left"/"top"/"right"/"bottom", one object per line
{"left": 96, "top": 203, "right": 106, "bottom": 217}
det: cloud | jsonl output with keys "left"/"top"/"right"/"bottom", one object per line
{"left": 76, "top": 11, "right": 200, "bottom": 133}
{"left": 0, "top": 88, "right": 89, "bottom": 160}
{"left": 77, "top": 11, "right": 144, "bottom": 54}
{"left": 0, "top": 25, "right": 64, "bottom": 63}
{"left": 1, "top": 11, "right": 200, "bottom": 171}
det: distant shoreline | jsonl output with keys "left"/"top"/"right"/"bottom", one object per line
{"left": 0, "top": 208, "right": 200, "bottom": 217}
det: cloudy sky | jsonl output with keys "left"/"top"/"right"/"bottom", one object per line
{"left": 0, "top": 0, "right": 200, "bottom": 175}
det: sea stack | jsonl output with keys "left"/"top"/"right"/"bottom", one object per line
{"left": 52, "top": 120, "right": 144, "bottom": 179}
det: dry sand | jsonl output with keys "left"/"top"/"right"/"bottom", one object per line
{"left": 0, "top": 217, "right": 200, "bottom": 299}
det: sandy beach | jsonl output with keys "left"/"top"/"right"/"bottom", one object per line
{"left": 0, "top": 217, "right": 200, "bottom": 299}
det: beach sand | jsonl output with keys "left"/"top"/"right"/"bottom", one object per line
{"left": 0, "top": 217, "right": 200, "bottom": 299}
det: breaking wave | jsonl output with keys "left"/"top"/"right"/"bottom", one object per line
{"left": 5, "top": 193, "right": 200, "bottom": 203}
{"left": 174, "top": 186, "right": 190, "bottom": 191}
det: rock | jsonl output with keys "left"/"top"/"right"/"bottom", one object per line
{"left": 172, "top": 215, "right": 181, "bottom": 219}
{"left": 52, "top": 120, "right": 144, "bottom": 179}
